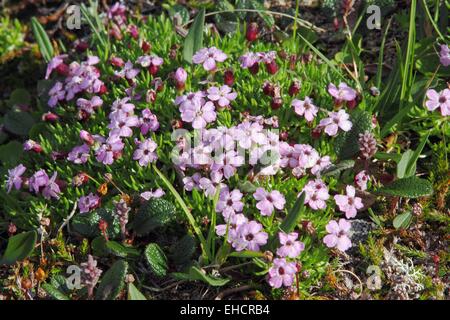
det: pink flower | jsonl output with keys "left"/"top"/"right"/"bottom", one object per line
{"left": 183, "top": 173, "right": 202, "bottom": 191}
{"left": 253, "top": 187, "right": 285, "bottom": 216}
{"left": 211, "top": 150, "right": 244, "bottom": 179}
{"left": 175, "top": 91, "right": 205, "bottom": 112}
{"left": 180, "top": 101, "right": 216, "bottom": 129}
{"left": 216, "top": 213, "right": 248, "bottom": 241}
{"left": 267, "top": 258, "right": 297, "bottom": 288}
{"left": 439, "top": 44, "right": 450, "bottom": 67}
{"left": 310, "top": 156, "right": 331, "bottom": 176}
{"left": 174, "top": 67, "right": 187, "bottom": 90}
{"left": 6, "top": 164, "right": 26, "bottom": 193}
{"left": 292, "top": 96, "right": 318, "bottom": 122}
{"left": 133, "top": 138, "right": 158, "bottom": 166}
{"left": 355, "top": 170, "right": 369, "bottom": 191}
{"left": 239, "top": 52, "right": 261, "bottom": 69}
{"left": 140, "top": 188, "right": 165, "bottom": 200}
{"left": 48, "top": 81, "right": 65, "bottom": 107}
{"left": 302, "top": 179, "right": 330, "bottom": 210}
{"left": 216, "top": 188, "right": 244, "bottom": 218}
{"left": 207, "top": 85, "right": 237, "bottom": 107}
{"left": 233, "top": 221, "right": 268, "bottom": 252}
{"left": 276, "top": 232, "right": 305, "bottom": 258}
{"left": 42, "top": 172, "right": 61, "bottom": 200}
{"left": 95, "top": 135, "right": 124, "bottom": 165}
{"left": 45, "top": 54, "right": 68, "bottom": 79}
{"left": 323, "top": 219, "right": 352, "bottom": 252}
{"left": 425, "top": 89, "right": 450, "bottom": 116}
{"left": 114, "top": 61, "right": 140, "bottom": 80}
{"left": 192, "top": 47, "right": 227, "bottom": 71}
{"left": 327, "top": 82, "right": 357, "bottom": 103}
{"left": 139, "top": 109, "right": 159, "bottom": 134}
{"left": 67, "top": 144, "right": 90, "bottom": 164}
{"left": 108, "top": 112, "right": 140, "bottom": 137}
{"left": 319, "top": 110, "right": 353, "bottom": 136}
{"left": 29, "top": 170, "right": 49, "bottom": 194}
{"left": 78, "top": 193, "right": 100, "bottom": 213}
{"left": 334, "top": 185, "right": 364, "bottom": 219}
{"left": 76, "top": 96, "right": 103, "bottom": 115}
{"left": 136, "top": 55, "right": 163, "bottom": 75}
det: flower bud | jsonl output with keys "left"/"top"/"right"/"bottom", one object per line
{"left": 288, "top": 79, "right": 301, "bottom": 96}
{"left": 223, "top": 69, "right": 234, "bottom": 86}
{"left": 271, "top": 96, "right": 282, "bottom": 110}
{"left": 80, "top": 130, "right": 94, "bottom": 146}
{"left": 42, "top": 112, "right": 59, "bottom": 122}
{"left": 173, "top": 67, "right": 187, "bottom": 90}
{"left": 262, "top": 81, "right": 274, "bottom": 96}
{"left": 110, "top": 56, "right": 124, "bottom": 67}
{"left": 146, "top": 89, "right": 157, "bottom": 103}
{"left": 246, "top": 22, "right": 259, "bottom": 42}
{"left": 249, "top": 62, "right": 259, "bottom": 75}
{"left": 141, "top": 40, "right": 151, "bottom": 53}
{"left": 265, "top": 60, "right": 278, "bottom": 75}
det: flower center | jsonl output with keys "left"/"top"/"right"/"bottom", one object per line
{"left": 245, "top": 233, "right": 254, "bottom": 241}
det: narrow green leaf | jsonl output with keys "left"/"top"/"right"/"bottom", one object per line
{"left": 31, "top": 17, "right": 53, "bottom": 62}
{"left": 183, "top": 8, "right": 205, "bottom": 63}
{"left": 280, "top": 192, "right": 306, "bottom": 233}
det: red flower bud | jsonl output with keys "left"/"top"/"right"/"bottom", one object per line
{"left": 75, "top": 40, "right": 89, "bottom": 53}
{"left": 271, "top": 96, "right": 282, "bottom": 110}
{"left": 148, "top": 64, "right": 159, "bottom": 76}
{"left": 42, "top": 112, "right": 59, "bottom": 122}
{"left": 141, "top": 40, "right": 151, "bottom": 53}
{"left": 146, "top": 89, "right": 157, "bottom": 103}
{"left": 152, "top": 77, "right": 164, "bottom": 92}
{"left": 311, "top": 126, "right": 322, "bottom": 139}
{"left": 280, "top": 131, "right": 289, "bottom": 141}
{"left": 171, "top": 119, "right": 183, "bottom": 129}
{"left": 98, "top": 84, "right": 108, "bottom": 95}
{"left": 55, "top": 63, "right": 70, "bottom": 77}
{"left": 288, "top": 79, "right": 301, "bottom": 97}
{"left": 289, "top": 54, "right": 297, "bottom": 70}
{"left": 110, "top": 56, "right": 124, "bottom": 67}
{"left": 223, "top": 69, "right": 235, "bottom": 86}
{"left": 265, "top": 60, "right": 278, "bottom": 75}
{"left": 249, "top": 62, "right": 259, "bottom": 75}
{"left": 246, "top": 22, "right": 259, "bottom": 42}
{"left": 262, "top": 81, "right": 274, "bottom": 96}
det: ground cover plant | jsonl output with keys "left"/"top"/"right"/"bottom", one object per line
{"left": 0, "top": 0, "right": 448, "bottom": 300}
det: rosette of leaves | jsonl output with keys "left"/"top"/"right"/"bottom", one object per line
{"left": 130, "top": 198, "right": 176, "bottom": 236}
{"left": 71, "top": 208, "right": 121, "bottom": 239}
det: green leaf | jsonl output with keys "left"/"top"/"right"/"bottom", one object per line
{"left": 71, "top": 208, "right": 121, "bottom": 239}
{"left": 397, "top": 150, "right": 414, "bottom": 179}
{"left": 106, "top": 241, "right": 140, "bottom": 259}
{"left": 322, "top": 160, "right": 355, "bottom": 177}
{"left": 377, "top": 177, "right": 433, "bottom": 198}
{"left": 41, "top": 283, "right": 70, "bottom": 300}
{"left": 171, "top": 234, "right": 196, "bottom": 266}
{"left": 31, "top": 17, "right": 53, "bottom": 62}
{"left": 173, "top": 266, "right": 229, "bottom": 286}
{"left": 96, "top": 260, "right": 128, "bottom": 300}
{"left": 393, "top": 211, "right": 413, "bottom": 230}
{"left": 127, "top": 283, "right": 146, "bottom": 300}
{"left": 280, "top": 191, "right": 306, "bottom": 233}
{"left": 7, "top": 88, "right": 31, "bottom": 107}
{"left": 229, "top": 250, "right": 265, "bottom": 258}
{"left": 405, "top": 132, "right": 429, "bottom": 178}
{"left": 0, "top": 231, "right": 37, "bottom": 265}
{"left": 4, "top": 109, "right": 35, "bottom": 136}
{"left": 0, "top": 141, "right": 23, "bottom": 166}
{"left": 238, "top": 180, "right": 258, "bottom": 193}
{"left": 183, "top": 8, "right": 205, "bottom": 64}
{"left": 144, "top": 243, "right": 168, "bottom": 277}
{"left": 334, "top": 110, "right": 372, "bottom": 160}
{"left": 131, "top": 198, "right": 176, "bottom": 235}
{"left": 164, "top": 4, "right": 190, "bottom": 25}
